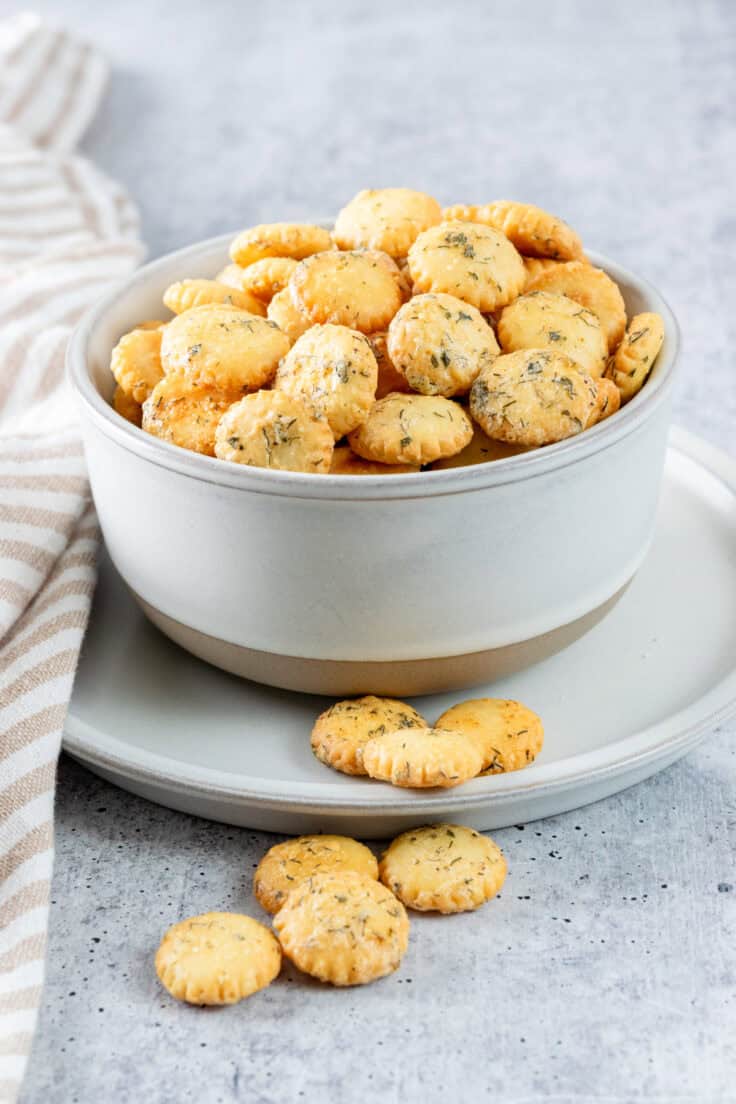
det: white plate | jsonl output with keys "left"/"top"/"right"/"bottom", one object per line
{"left": 64, "top": 428, "right": 736, "bottom": 837}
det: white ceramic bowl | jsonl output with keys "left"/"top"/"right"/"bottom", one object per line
{"left": 67, "top": 232, "right": 679, "bottom": 697}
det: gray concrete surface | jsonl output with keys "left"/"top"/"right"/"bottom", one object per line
{"left": 9, "top": 0, "right": 736, "bottom": 1100}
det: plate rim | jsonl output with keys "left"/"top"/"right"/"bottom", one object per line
{"left": 63, "top": 427, "right": 736, "bottom": 813}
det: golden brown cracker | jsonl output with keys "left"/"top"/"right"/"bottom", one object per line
{"left": 333, "top": 187, "right": 442, "bottom": 258}
{"left": 362, "top": 726, "right": 483, "bottom": 788}
{"left": 290, "top": 250, "right": 402, "bottom": 333}
{"left": 470, "top": 348, "right": 598, "bottom": 447}
{"left": 348, "top": 392, "right": 473, "bottom": 466}
{"left": 605, "top": 312, "right": 664, "bottom": 402}
{"left": 273, "top": 323, "right": 378, "bottom": 438}
{"left": 160, "top": 304, "right": 289, "bottom": 392}
{"left": 497, "top": 291, "right": 608, "bottom": 378}
{"left": 408, "top": 221, "right": 525, "bottom": 312}
{"left": 387, "top": 292, "right": 499, "bottom": 397}
{"left": 142, "top": 376, "right": 237, "bottom": 456}
{"left": 254, "top": 835, "right": 378, "bottom": 914}
{"left": 214, "top": 390, "right": 334, "bottom": 473}
{"left": 230, "top": 222, "right": 333, "bottom": 267}
{"left": 436, "top": 698, "right": 544, "bottom": 773}
{"left": 155, "top": 912, "right": 281, "bottom": 1005}
{"left": 379, "top": 824, "right": 507, "bottom": 913}
{"left": 311, "top": 695, "right": 427, "bottom": 776}
{"left": 273, "top": 871, "right": 409, "bottom": 986}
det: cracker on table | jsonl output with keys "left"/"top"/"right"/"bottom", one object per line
{"left": 155, "top": 912, "right": 281, "bottom": 1005}
{"left": 379, "top": 824, "right": 507, "bottom": 913}
{"left": 254, "top": 834, "right": 378, "bottom": 914}
{"left": 273, "top": 870, "right": 409, "bottom": 986}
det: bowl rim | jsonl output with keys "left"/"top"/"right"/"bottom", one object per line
{"left": 67, "top": 231, "right": 680, "bottom": 501}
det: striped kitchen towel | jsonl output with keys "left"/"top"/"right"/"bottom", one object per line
{"left": 0, "top": 14, "right": 143, "bottom": 1101}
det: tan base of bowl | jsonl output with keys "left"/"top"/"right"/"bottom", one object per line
{"left": 133, "top": 584, "right": 629, "bottom": 697}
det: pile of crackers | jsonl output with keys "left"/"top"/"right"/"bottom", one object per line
{"left": 110, "top": 190, "right": 665, "bottom": 474}
{"left": 155, "top": 694, "right": 541, "bottom": 1002}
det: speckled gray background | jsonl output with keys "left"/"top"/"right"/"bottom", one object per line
{"left": 10, "top": 0, "right": 736, "bottom": 1100}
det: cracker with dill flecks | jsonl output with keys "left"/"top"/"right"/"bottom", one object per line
{"left": 586, "top": 376, "right": 621, "bottom": 427}
{"left": 161, "top": 304, "right": 289, "bottom": 392}
{"left": 215, "top": 390, "right": 334, "bottom": 473}
{"left": 444, "top": 200, "right": 585, "bottom": 262}
{"left": 387, "top": 292, "right": 499, "bottom": 398}
{"left": 163, "top": 278, "right": 266, "bottom": 317}
{"left": 523, "top": 261, "right": 626, "bottom": 352}
{"left": 229, "top": 222, "right": 333, "bottom": 267}
{"left": 362, "top": 726, "right": 483, "bottom": 789}
{"left": 311, "top": 695, "right": 426, "bottom": 776}
{"left": 290, "top": 249, "right": 402, "bottom": 333}
{"left": 348, "top": 392, "right": 473, "bottom": 466}
{"left": 273, "top": 871, "right": 409, "bottom": 986}
{"left": 254, "top": 835, "right": 378, "bottom": 914}
{"left": 497, "top": 290, "right": 607, "bottom": 378}
{"left": 408, "top": 221, "right": 525, "bottom": 312}
{"left": 333, "top": 187, "right": 442, "bottom": 259}
{"left": 155, "top": 912, "right": 281, "bottom": 1005}
{"left": 470, "top": 348, "right": 598, "bottom": 448}
{"left": 143, "top": 377, "right": 238, "bottom": 456}
{"left": 436, "top": 698, "right": 544, "bottom": 774}
{"left": 605, "top": 312, "right": 665, "bottom": 403}
{"left": 379, "top": 824, "right": 507, "bottom": 913}
{"left": 274, "top": 323, "right": 378, "bottom": 438}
